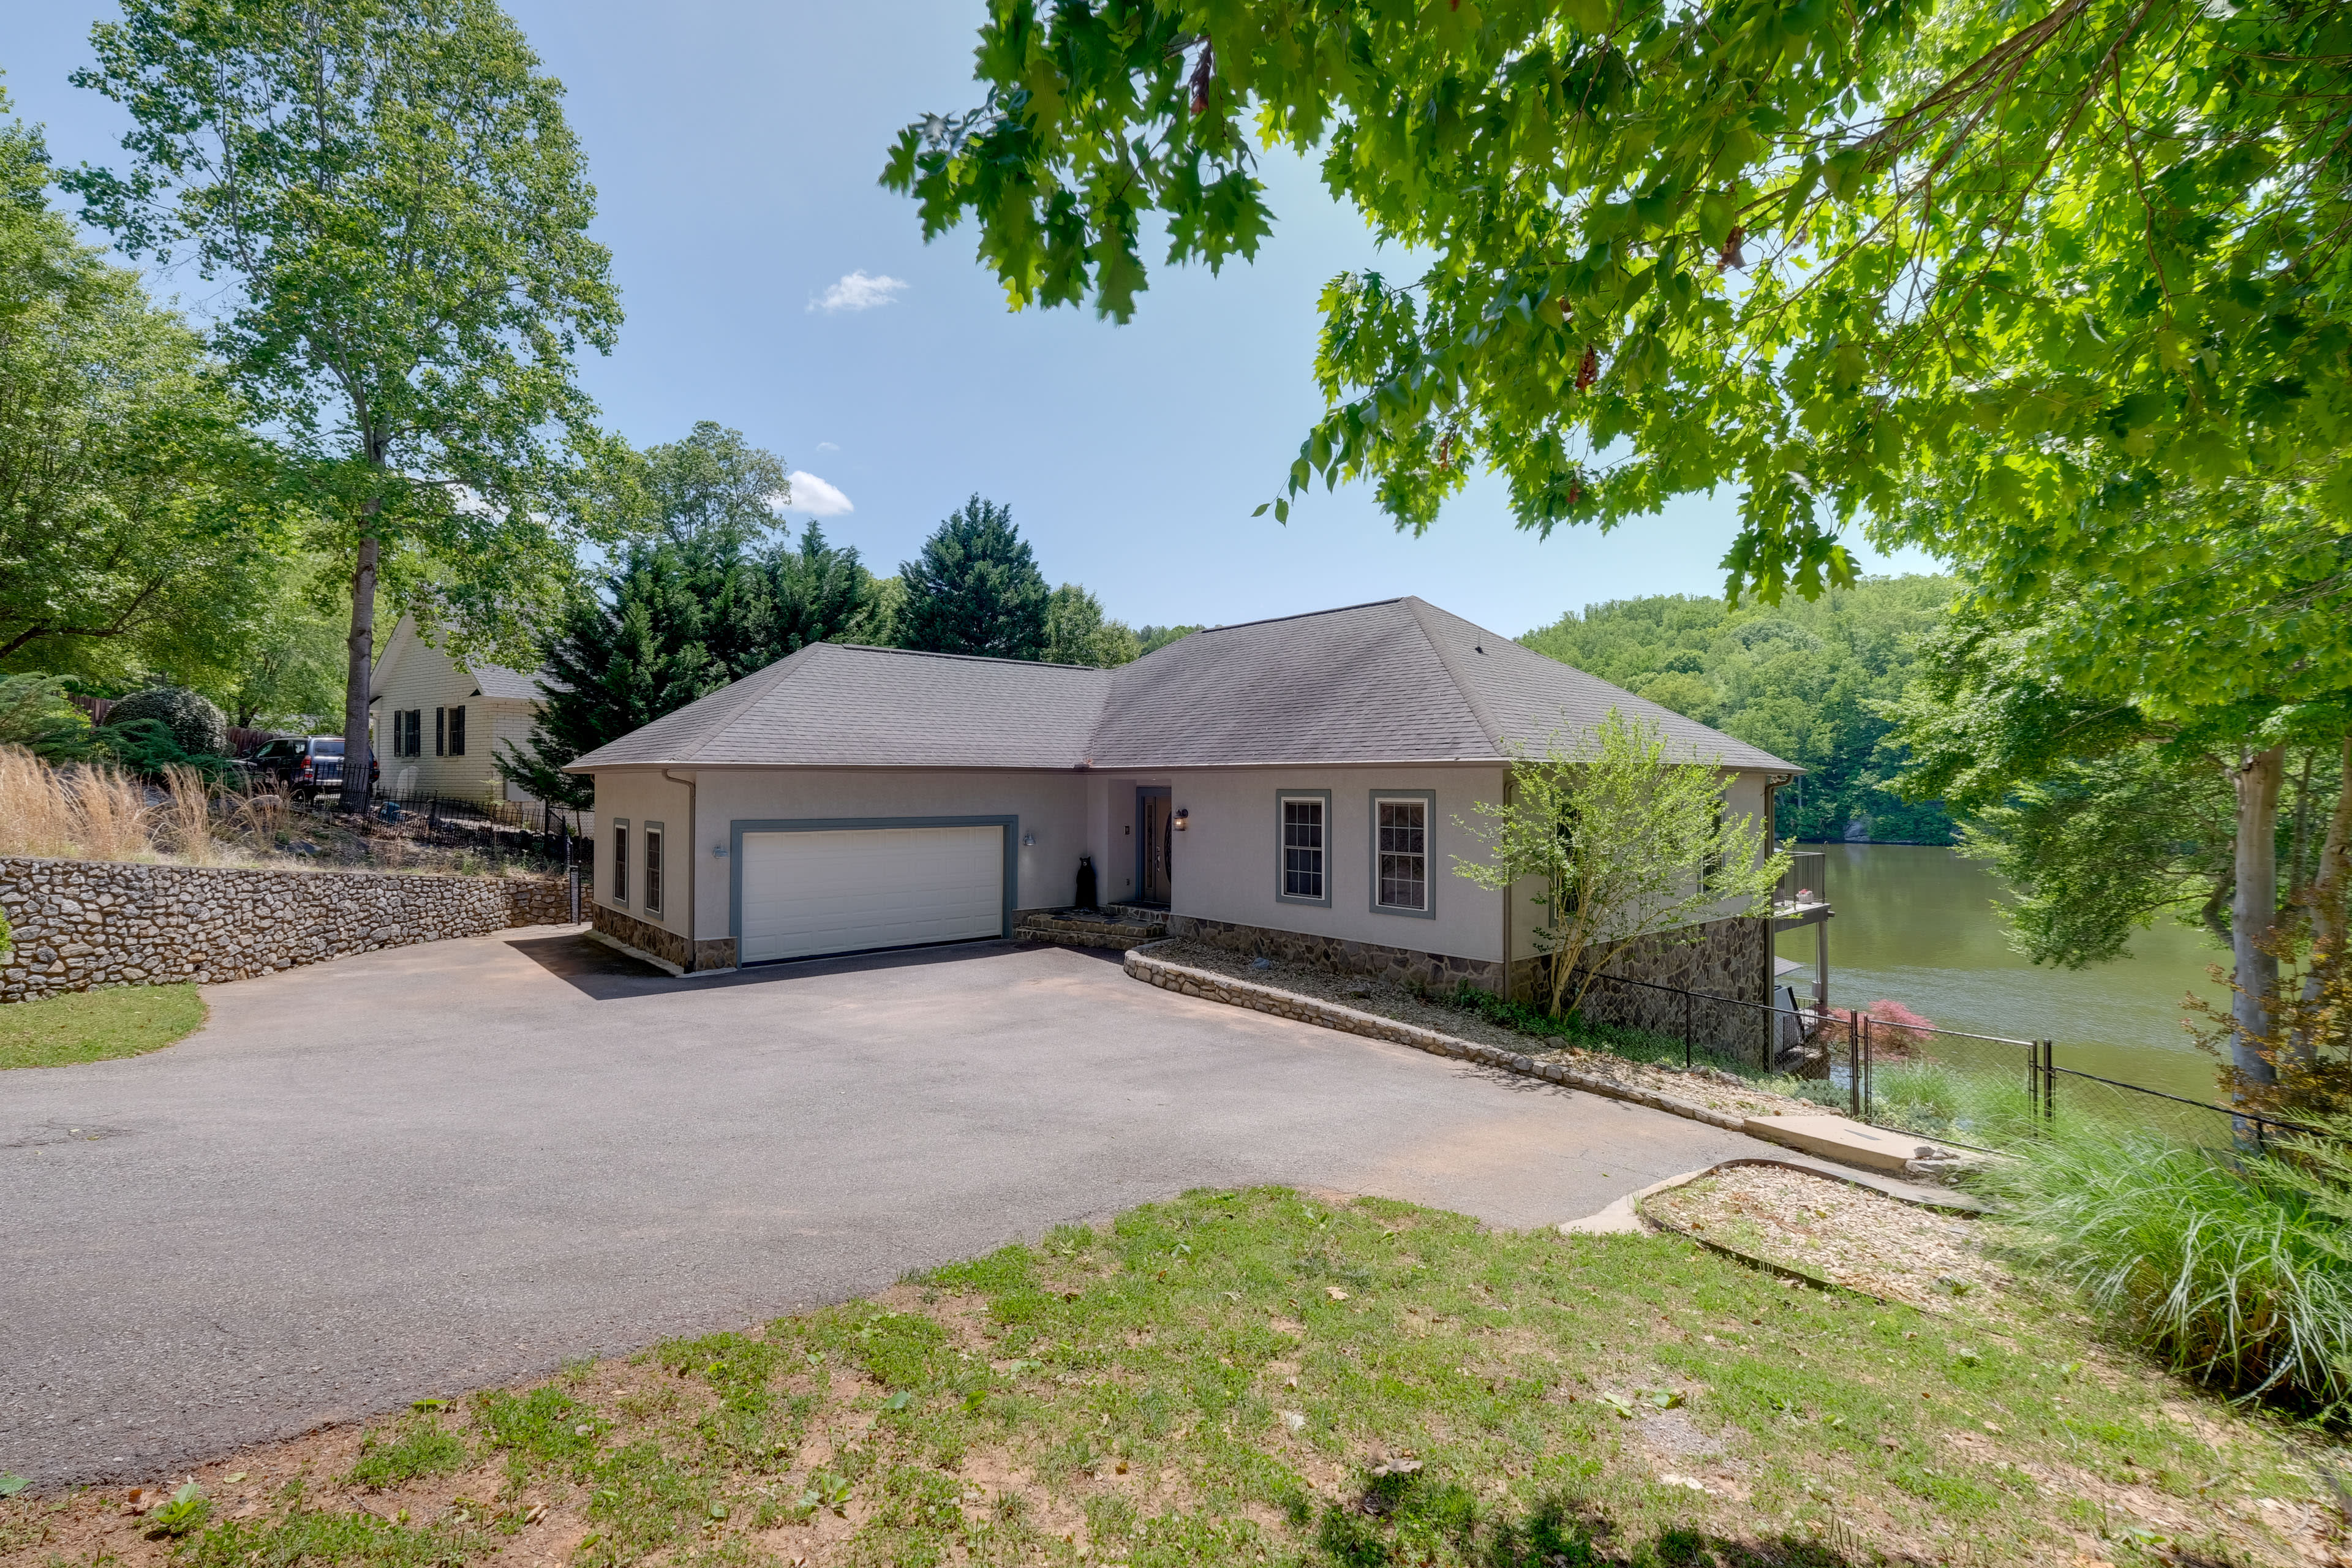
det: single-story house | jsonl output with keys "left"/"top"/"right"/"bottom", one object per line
{"left": 369, "top": 613, "right": 556, "bottom": 805}
{"left": 566, "top": 597, "right": 1800, "bottom": 1008}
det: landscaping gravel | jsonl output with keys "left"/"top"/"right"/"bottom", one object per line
{"left": 1153, "top": 938, "right": 1830, "bottom": 1122}
{"left": 1645, "top": 1163, "right": 2007, "bottom": 1310}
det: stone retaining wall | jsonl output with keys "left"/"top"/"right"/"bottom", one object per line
{"left": 1168, "top": 914, "right": 1506, "bottom": 993}
{"left": 1122, "top": 940, "right": 1747, "bottom": 1133}
{"left": 0, "top": 856, "right": 571, "bottom": 1002}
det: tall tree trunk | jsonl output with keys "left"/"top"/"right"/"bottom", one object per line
{"left": 2297, "top": 736, "right": 2352, "bottom": 1066}
{"left": 2230, "top": 745, "right": 2287, "bottom": 1090}
{"left": 341, "top": 527, "right": 379, "bottom": 816}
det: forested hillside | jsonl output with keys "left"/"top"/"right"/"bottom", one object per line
{"left": 1520, "top": 577, "right": 1955, "bottom": 843}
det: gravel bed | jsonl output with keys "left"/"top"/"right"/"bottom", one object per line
{"left": 1153, "top": 938, "right": 1828, "bottom": 1121}
{"left": 1646, "top": 1164, "right": 2006, "bottom": 1310}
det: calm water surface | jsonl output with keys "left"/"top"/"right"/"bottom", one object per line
{"left": 1773, "top": 843, "right": 2232, "bottom": 1101}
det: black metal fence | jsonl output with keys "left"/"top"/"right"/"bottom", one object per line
{"left": 282, "top": 786, "right": 594, "bottom": 870}
{"left": 1571, "top": 965, "right": 2323, "bottom": 1152}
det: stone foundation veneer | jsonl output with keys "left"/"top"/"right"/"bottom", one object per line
{"left": 1167, "top": 914, "right": 1507, "bottom": 993}
{"left": 1513, "top": 916, "right": 1774, "bottom": 1064}
{"left": 0, "top": 855, "right": 570, "bottom": 1002}
{"left": 585, "top": 902, "right": 739, "bottom": 974}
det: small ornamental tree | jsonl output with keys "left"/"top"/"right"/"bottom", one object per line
{"left": 1455, "top": 709, "right": 1787, "bottom": 1019}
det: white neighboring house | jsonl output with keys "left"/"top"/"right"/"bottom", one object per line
{"left": 368, "top": 613, "right": 557, "bottom": 805}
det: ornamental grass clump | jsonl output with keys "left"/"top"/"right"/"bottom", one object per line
{"left": 1978, "top": 1117, "right": 2352, "bottom": 1420}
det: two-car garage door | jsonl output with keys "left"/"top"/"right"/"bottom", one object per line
{"left": 738, "top": 824, "right": 1005, "bottom": 964}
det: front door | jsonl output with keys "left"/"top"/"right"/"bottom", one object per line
{"left": 1136, "top": 788, "right": 1172, "bottom": 907}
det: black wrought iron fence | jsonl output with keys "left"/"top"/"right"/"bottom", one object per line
{"left": 1566, "top": 965, "right": 2325, "bottom": 1152}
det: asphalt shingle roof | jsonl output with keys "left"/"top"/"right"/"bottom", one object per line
{"left": 565, "top": 598, "right": 1798, "bottom": 774}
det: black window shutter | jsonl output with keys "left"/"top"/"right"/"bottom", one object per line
{"left": 434, "top": 707, "right": 445, "bottom": 756}
{"left": 450, "top": 705, "right": 465, "bottom": 756}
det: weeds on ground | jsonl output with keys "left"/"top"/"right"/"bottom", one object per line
{"left": 36, "top": 1188, "right": 2340, "bottom": 1568}
{"left": 0, "top": 983, "right": 205, "bottom": 1069}
{"left": 1446, "top": 982, "right": 1848, "bottom": 1109}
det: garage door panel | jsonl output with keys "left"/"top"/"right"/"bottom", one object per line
{"left": 739, "top": 824, "right": 1005, "bottom": 963}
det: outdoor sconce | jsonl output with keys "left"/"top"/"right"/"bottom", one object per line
{"left": 712, "top": 843, "right": 727, "bottom": 858}
{"left": 1173, "top": 809, "right": 1189, "bottom": 830}
{"left": 1021, "top": 832, "right": 1037, "bottom": 846}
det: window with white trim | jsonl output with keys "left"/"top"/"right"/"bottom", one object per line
{"left": 1374, "top": 796, "right": 1429, "bottom": 911}
{"left": 1280, "top": 795, "right": 1325, "bottom": 901}
{"left": 611, "top": 819, "right": 630, "bottom": 904}
{"left": 643, "top": 823, "right": 665, "bottom": 917}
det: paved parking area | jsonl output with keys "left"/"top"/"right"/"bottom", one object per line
{"left": 1, "top": 929, "right": 1767, "bottom": 1485}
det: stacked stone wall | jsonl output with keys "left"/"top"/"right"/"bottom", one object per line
{"left": 0, "top": 856, "right": 571, "bottom": 1002}
{"left": 1167, "top": 914, "right": 1504, "bottom": 994}
{"left": 1507, "top": 916, "right": 1773, "bottom": 1066}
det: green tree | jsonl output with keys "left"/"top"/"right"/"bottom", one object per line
{"left": 1521, "top": 577, "right": 1956, "bottom": 843}
{"left": 1043, "top": 583, "right": 1142, "bottom": 667}
{"left": 222, "top": 560, "right": 348, "bottom": 729}
{"left": 767, "top": 522, "right": 888, "bottom": 656}
{"left": 0, "top": 89, "right": 285, "bottom": 688}
{"left": 1455, "top": 710, "right": 1788, "bottom": 1019}
{"left": 69, "top": 0, "right": 624, "bottom": 813}
{"left": 1887, "top": 528, "right": 2352, "bottom": 1094}
{"left": 1135, "top": 624, "right": 1200, "bottom": 657}
{"left": 497, "top": 431, "right": 881, "bottom": 806}
{"left": 896, "top": 496, "right": 1049, "bottom": 660}
{"left": 888, "top": 2, "right": 2352, "bottom": 608}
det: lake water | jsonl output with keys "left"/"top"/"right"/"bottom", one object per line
{"left": 1773, "top": 843, "right": 2233, "bottom": 1102}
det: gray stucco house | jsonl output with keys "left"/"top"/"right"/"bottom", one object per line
{"left": 567, "top": 597, "right": 1800, "bottom": 1005}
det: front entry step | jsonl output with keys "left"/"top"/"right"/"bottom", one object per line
{"left": 1016, "top": 907, "right": 1169, "bottom": 952}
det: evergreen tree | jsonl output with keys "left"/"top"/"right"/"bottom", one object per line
{"left": 896, "top": 496, "right": 1049, "bottom": 660}
{"left": 763, "top": 522, "right": 886, "bottom": 655}
{"left": 497, "top": 538, "right": 734, "bottom": 809}
{"left": 497, "top": 429, "right": 883, "bottom": 807}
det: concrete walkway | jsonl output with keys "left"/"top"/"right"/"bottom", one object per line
{"left": 1, "top": 929, "right": 1771, "bottom": 1486}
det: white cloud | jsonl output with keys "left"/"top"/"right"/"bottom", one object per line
{"left": 808, "top": 270, "right": 908, "bottom": 313}
{"left": 783, "top": 471, "right": 854, "bottom": 517}
{"left": 816, "top": 440, "right": 841, "bottom": 453}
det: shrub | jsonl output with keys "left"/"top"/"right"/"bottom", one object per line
{"left": 105, "top": 685, "right": 227, "bottom": 758}
{"left": 1976, "top": 1117, "right": 2352, "bottom": 1419}
{"left": 0, "top": 674, "right": 93, "bottom": 758}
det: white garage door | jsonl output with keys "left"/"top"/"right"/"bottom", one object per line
{"left": 739, "top": 825, "right": 1005, "bottom": 963}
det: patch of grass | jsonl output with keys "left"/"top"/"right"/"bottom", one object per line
{"left": 0, "top": 982, "right": 205, "bottom": 1069}
{"left": 121, "top": 1186, "right": 2345, "bottom": 1568}
{"left": 345, "top": 1417, "right": 468, "bottom": 1488}
{"left": 181, "top": 1509, "right": 484, "bottom": 1568}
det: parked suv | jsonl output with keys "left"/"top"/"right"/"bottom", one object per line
{"left": 247, "top": 736, "right": 378, "bottom": 801}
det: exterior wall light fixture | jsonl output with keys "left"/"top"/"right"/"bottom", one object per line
{"left": 1021, "top": 831, "right": 1037, "bottom": 846}
{"left": 1173, "top": 809, "right": 1189, "bottom": 830}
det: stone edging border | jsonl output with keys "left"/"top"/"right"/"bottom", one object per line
{"left": 1123, "top": 938, "right": 1751, "bottom": 1133}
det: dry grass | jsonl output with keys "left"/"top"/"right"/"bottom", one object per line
{"left": 72, "top": 763, "right": 151, "bottom": 861}
{"left": 0, "top": 745, "right": 77, "bottom": 857}
{"left": 158, "top": 766, "right": 218, "bottom": 864}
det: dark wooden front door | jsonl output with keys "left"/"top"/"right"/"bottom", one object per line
{"left": 1137, "top": 788, "right": 1172, "bottom": 907}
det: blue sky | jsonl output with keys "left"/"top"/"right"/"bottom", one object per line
{"left": 7, "top": 1, "right": 1934, "bottom": 639}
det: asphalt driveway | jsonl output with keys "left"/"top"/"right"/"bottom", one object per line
{"left": 2, "top": 929, "right": 1768, "bottom": 1486}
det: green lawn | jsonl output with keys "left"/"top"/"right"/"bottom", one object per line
{"left": 0, "top": 982, "right": 206, "bottom": 1069}
{"left": 20, "top": 1186, "right": 2339, "bottom": 1568}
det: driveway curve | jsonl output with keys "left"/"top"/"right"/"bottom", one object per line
{"left": 1, "top": 929, "right": 1767, "bottom": 1486}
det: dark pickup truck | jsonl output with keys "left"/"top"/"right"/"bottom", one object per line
{"left": 246, "top": 736, "right": 379, "bottom": 801}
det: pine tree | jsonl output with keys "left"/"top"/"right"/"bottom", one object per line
{"left": 896, "top": 496, "right": 1049, "bottom": 660}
